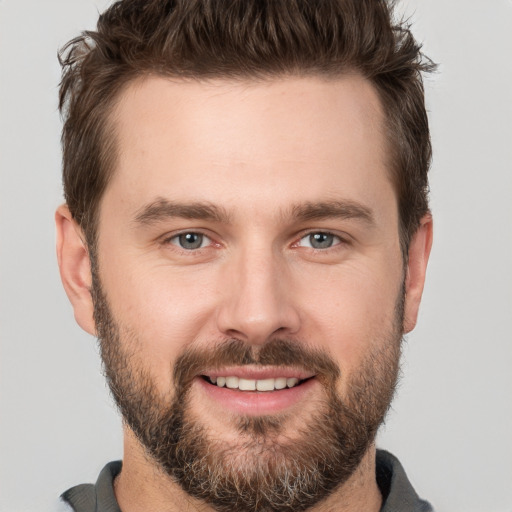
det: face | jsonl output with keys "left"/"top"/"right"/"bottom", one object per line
{"left": 61, "top": 75, "right": 430, "bottom": 511}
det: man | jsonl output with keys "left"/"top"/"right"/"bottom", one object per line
{"left": 55, "top": 0, "right": 434, "bottom": 510}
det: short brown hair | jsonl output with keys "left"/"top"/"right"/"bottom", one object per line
{"left": 59, "top": 0, "right": 434, "bottom": 256}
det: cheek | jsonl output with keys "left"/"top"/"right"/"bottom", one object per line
{"left": 299, "top": 261, "right": 402, "bottom": 373}
{"left": 99, "top": 259, "right": 221, "bottom": 388}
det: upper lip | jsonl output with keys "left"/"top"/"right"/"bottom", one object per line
{"left": 200, "top": 366, "right": 315, "bottom": 380}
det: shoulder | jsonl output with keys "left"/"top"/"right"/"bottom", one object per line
{"left": 377, "top": 450, "right": 434, "bottom": 512}
{"left": 60, "top": 461, "right": 122, "bottom": 512}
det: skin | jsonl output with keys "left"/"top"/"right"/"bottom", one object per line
{"left": 56, "top": 74, "right": 432, "bottom": 512}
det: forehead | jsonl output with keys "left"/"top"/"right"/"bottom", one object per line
{"left": 104, "top": 74, "right": 392, "bottom": 221}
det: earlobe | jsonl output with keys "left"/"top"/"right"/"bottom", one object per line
{"left": 55, "top": 204, "right": 96, "bottom": 336}
{"left": 403, "top": 214, "right": 433, "bottom": 333}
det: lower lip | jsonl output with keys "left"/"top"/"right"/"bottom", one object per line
{"left": 196, "top": 377, "right": 317, "bottom": 416}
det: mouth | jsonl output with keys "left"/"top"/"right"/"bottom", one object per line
{"left": 196, "top": 368, "right": 317, "bottom": 415}
{"left": 201, "top": 375, "right": 312, "bottom": 391}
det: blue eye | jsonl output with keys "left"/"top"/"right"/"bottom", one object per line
{"left": 298, "top": 232, "right": 341, "bottom": 249}
{"left": 170, "top": 232, "right": 211, "bottom": 250}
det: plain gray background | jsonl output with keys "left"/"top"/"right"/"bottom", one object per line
{"left": 1, "top": 1, "right": 511, "bottom": 511}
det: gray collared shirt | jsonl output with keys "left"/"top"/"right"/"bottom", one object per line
{"left": 61, "top": 449, "right": 433, "bottom": 511}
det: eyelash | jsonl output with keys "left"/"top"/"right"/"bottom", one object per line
{"left": 162, "top": 231, "right": 215, "bottom": 251}
{"left": 162, "top": 230, "right": 349, "bottom": 253}
{"left": 295, "top": 231, "right": 345, "bottom": 250}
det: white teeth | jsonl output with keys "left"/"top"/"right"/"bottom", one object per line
{"left": 210, "top": 376, "right": 303, "bottom": 391}
{"left": 225, "top": 376, "right": 239, "bottom": 389}
{"left": 287, "top": 378, "right": 299, "bottom": 388}
{"left": 238, "top": 378, "right": 256, "bottom": 391}
{"left": 274, "top": 377, "right": 287, "bottom": 390}
{"left": 256, "top": 378, "right": 275, "bottom": 391}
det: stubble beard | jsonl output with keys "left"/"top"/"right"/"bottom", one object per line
{"left": 92, "top": 273, "right": 403, "bottom": 512}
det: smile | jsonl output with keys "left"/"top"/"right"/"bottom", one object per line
{"left": 203, "top": 375, "right": 307, "bottom": 391}
{"left": 197, "top": 369, "right": 317, "bottom": 415}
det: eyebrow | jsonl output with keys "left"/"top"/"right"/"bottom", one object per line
{"left": 290, "top": 200, "right": 375, "bottom": 225}
{"left": 134, "top": 198, "right": 231, "bottom": 225}
{"left": 133, "top": 197, "right": 374, "bottom": 227}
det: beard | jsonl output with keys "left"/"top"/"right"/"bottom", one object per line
{"left": 92, "top": 274, "right": 403, "bottom": 512}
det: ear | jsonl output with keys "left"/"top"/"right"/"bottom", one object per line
{"left": 55, "top": 204, "right": 96, "bottom": 336}
{"left": 403, "top": 214, "right": 433, "bottom": 333}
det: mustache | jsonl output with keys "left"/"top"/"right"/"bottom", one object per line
{"left": 173, "top": 338, "right": 340, "bottom": 392}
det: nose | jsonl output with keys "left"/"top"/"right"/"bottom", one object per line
{"left": 215, "top": 246, "right": 301, "bottom": 345}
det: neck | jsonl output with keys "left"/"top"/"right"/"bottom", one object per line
{"left": 115, "top": 427, "right": 382, "bottom": 512}
{"left": 114, "top": 428, "right": 201, "bottom": 512}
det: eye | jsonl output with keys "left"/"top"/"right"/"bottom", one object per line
{"left": 297, "top": 232, "right": 342, "bottom": 249}
{"left": 169, "top": 232, "right": 211, "bottom": 250}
